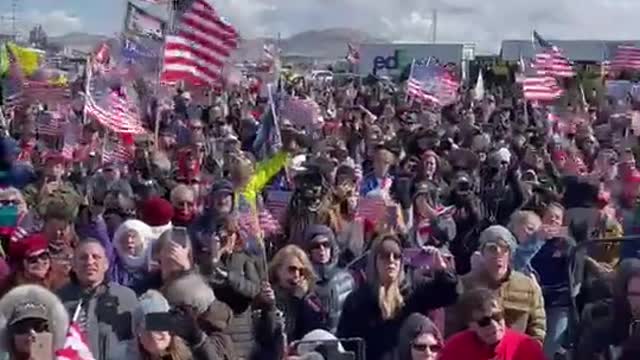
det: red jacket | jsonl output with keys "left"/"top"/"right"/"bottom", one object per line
{"left": 438, "top": 329, "right": 547, "bottom": 360}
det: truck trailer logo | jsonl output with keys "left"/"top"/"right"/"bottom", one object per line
{"left": 372, "top": 49, "right": 411, "bottom": 75}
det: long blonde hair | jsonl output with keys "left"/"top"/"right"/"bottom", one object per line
{"left": 366, "top": 235, "right": 405, "bottom": 320}
{"left": 139, "top": 336, "right": 191, "bottom": 360}
{"left": 269, "top": 245, "right": 317, "bottom": 292}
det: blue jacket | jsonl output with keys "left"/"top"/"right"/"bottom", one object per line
{"left": 530, "top": 237, "right": 575, "bottom": 308}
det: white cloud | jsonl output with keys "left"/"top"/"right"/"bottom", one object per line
{"left": 25, "top": 9, "right": 83, "bottom": 36}
{"left": 205, "top": 0, "right": 640, "bottom": 52}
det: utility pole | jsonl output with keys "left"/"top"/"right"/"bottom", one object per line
{"left": 11, "top": 0, "right": 17, "bottom": 41}
{"left": 431, "top": 9, "right": 437, "bottom": 43}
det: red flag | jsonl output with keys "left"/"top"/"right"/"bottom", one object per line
{"left": 55, "top": 323, "right": 96, "bottom": 360}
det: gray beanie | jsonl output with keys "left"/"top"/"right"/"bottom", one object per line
{"left": 132, "top": 290, "right": 170, "bottom": 331}
{"left": 478, "top": 225, "right": 517, "bottom": 254}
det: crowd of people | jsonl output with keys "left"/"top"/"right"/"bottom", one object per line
{"left": 0, "top": 66, "right": 639, "bottom": 360}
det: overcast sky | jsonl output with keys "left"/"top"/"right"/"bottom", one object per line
{"left": 2, "top": 0, "right": 640, "bottom": 52}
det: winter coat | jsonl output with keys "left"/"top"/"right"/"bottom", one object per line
{"left": 273, "top": 287, "right": 329, "bottom": 342}
{"left": 58, "top": 281, "right": 139, "bottom": 360}
{"left": 337, "top": 270, "right": 458, "bottom": 360}
{"left": 205, "top": 251, "right": 261, "bottom": 360}
{"left": 114, "top": 337, "right": 220, "bottom": 360}
{"left": 447, "top": 269, "right": 546, "bottom": 343}
{"left": 314, "top": 264, "right": 355, "bottom": 332}
{"left": 576, "top": 259, "right": 640, "bottom": 360}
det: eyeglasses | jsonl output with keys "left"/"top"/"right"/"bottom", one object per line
{"left": 411, "top": 342, "right": 442, "bottom": 353}
{"left": 25, "top": 252, "right": 50, "bottom": 264}
{"left": 483, "top": 243, "right": 510, "bottom": 256}
{"left": 12, "top": 320, "right": 49, "bottom": 334}
{"left": 475, "top": 312, "right": 504, "bottom": 327}
{"left": 311, "top": 241, "right": 331, "bottom": 250}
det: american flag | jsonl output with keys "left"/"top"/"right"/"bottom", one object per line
{"left": 61, "top": 121, "right": 80, "bottom": 160}
{"left": 609, "top": 45, "right": 640, "bottom": 72}
{"left": 55, "top": 323, "right": 95, "bottom": 360}
{"left": 520, "top": 56, "right": 563, "bottom": 102}
{"left": 407, "top": 60, "right": 459, "bottom": 106}
{"left": 85, "top": 90, "right": 145, "bottom": 134}
{"left": 346, "top": 43, "right": 360, "bottom": 64}
{"left": 36, "top": 111, "right": 64, "bottom": 137}
{"left": 102, "top": 138, "right": 133, "bottom": 164}
{"left": 160, "top": 0, "right": 239, "bottom": 86}
{"left": 532, "top": 31, "right": 575, "bottom": 78}
{"left": 264, "top": 190, "right": 291, "bottom": 224}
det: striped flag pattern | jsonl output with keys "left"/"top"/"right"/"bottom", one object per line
{"left": 160, "top": 0, "right": 239, "bottom": 86}
{"left": 85, "top": 91, "right": 145, "bottom": 134}
{"left": 102, "top": 137, "right": 133, "bottom": 164}
{"left": 61, "top": 121, "right": 80, "bottom": 160}
{"left": 264, "top": 190, "right": 291, "bottom": 224}
{"left": 520, "top": 56, "right": 563, "bottom": 102}
{"left": 532, "top": 31, "right": 575, "bottom": 78}
{"left": 36, "top": 112, "right": 64, "bottom": 137}
{"left": 356, "top": 197, "right": 386, "bottom": 223}
{"left": 55, "top": 323, "right": 96, "bottom": 360}
{"left": 407, "top": 61, "right": 459, "bottom": 106}
{"left": 609, "top": 45, "right": 640, "bottom": 72}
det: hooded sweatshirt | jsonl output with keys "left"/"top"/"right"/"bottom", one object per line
{"left": 396, "top": 313, "right": 443, "bottom": 360}
{"left": 303, "top": 224, "right": 355, "bottom": 332}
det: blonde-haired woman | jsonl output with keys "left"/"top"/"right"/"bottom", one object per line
{"left": 255, "top": 245, "right": 328, "bottom": 342}
{"left": 337, "top": 234, "right": 458, "bottom": 360}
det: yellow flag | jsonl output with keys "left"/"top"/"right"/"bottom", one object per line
{"left": 7, "top": 43, "right": 41, "bottom": 76}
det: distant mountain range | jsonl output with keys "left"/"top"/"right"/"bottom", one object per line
{"left": 48, "top": 28, "right": 387, "bottom": 60}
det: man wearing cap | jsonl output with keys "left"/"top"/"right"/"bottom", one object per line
{"left": 446, "top": 225, "right": 546, "bottom": 344}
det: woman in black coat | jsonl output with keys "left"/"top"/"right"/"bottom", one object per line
{"left": 337, "top": 234, "right": 458, "bottom": 360}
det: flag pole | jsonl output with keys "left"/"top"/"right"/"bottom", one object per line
{"left": 72, "top": 299, "right": 83, "bottom": 323}
{"left": 405, "top": 58, "right": 416, "bottom": 103}
{"left": 82, "top": 56, "right": 92, "bottom": 125}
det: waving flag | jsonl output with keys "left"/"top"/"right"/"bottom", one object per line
{"left": 532, "top": 31, "right": 575, "bottom": 78}
{"left": 253, "top": 85, "right": 282, "bottom": 159}
{"left": 609, "top": 45, "right": 640, "bottom": 72}
{"left": 84, "top": 61, "right": 145, "bottom": 134}
{"left": 55, "top": 322, "right": 95, "bottom": 360}
{"left": 102, "top": 137, "right": 133, "bottom": 164}
{"left": 407, "top": 60, "right": 459, "bottom": 106}
{"left": 124, "top": 1, "right": 166, "bottom": 40}
{"left": 520, "top": 55, "right": 563, "bottom": 102}
{"left": 160, "top": 0, "right": 239, "bottom": 86}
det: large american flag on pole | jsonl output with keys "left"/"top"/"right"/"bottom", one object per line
{"left": 609, "top": 45, "right": 640, "bottom": 72}
{"left": 532, "top": 31, "right": 575, "bottom": 78}
{"left": 160, "top": 0, "right": 239, "bottom": 86}
{"left": 407, "top": 60, "right": 459, "bottom": 106}
{"left": 346, "top": 43, "right": 360, "bottom": 64}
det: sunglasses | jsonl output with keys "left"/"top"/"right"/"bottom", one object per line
{"left": 0, "top": 199, "right": 19, "bottom": 206}
{"left": 12, "top": 320, "right": 49, "bottom": 334}
{"left": 411, "top": 342, "right": 442, "bottom": 353}
{"left": 287, "top": 265, "right": 305, "bottom": 274}
{"left": 475, "top": 312, "right": 504, "bottom": 327}
{"left": 378, "top": 250, "right": 402, "bottom": 262}
{"left": 26, "top": 252, "right": 50, "bottom": 264}
{"left": 311, "top": 241, "right": 331, "bottom": 250}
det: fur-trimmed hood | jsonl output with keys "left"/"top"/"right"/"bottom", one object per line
{"left": 0, "top": 284, "right": 69, "bottom": 353}
{"left": 162, "top": 272, "right": 215, "bottom": 315}
{"left": 113, "top": 219, "right": 154, "bottom": 270}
